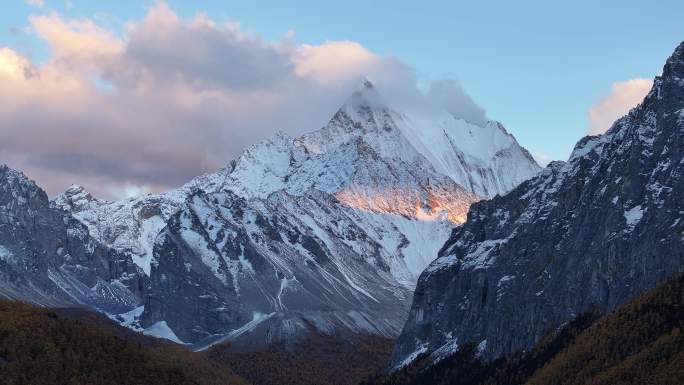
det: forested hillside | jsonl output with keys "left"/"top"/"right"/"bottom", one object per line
{"left": 0, "top": 299, "right": 394, "bottom": 385}
{"left": 0, "top": 300, "right": 247, "bottom": 385}
{"left": 364, "top": 274, "right": 684, "bottom": 385}
{"left": 206, "top": 333, "right": 394, "bottom": 385}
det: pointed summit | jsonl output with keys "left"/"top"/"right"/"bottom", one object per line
{"left": 663, "top": 40, "right": 684, "bottom": 78}
{"left": 65, "top": 183, "right": 89, "bottom": 195}
{"left": 341, "top": 77, "right": 387, "bottom": 114}
{"left": 361, "top": 76, "right": 375, "bottom": 90}
{"left": 612, "top": 40, "right": 684, "bottom": 137}
{"left": 391, "top": 38, "right": 684, "bottom": 371}
{"left": 647, "top": 40, "right": 684, "bottom": 111}
{"left": 52, "top": 184, "right": 104, "bottom": 213}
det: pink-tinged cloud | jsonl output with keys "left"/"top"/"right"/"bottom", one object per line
{"left": 294, "top": 41, "right": 381, "bottom": 86}
{"left": 588, "top": 78, "right": 653, "bottom": 135}
{"left": 0, "top": 2, "right": 486, "bottom": 200}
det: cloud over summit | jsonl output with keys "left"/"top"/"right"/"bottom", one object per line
{"left": 0, "top": 2, "right": 487, "bottom": 199}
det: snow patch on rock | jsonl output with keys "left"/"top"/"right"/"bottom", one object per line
{"left": 144, "top": 321, "right": 185, "bottom": 344}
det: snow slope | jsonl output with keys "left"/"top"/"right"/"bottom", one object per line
{"left": 51, "top": 80, "right": 539, "bottom": 347}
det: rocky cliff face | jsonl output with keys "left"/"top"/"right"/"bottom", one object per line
{"left": 145, "top": 188, "right": 419, "bottom": 349}
{"left": 391, "top": 41, "right": 684, "bottom": 368}
{"left": 18, "top": 80, "right": 539, "bottom": 348}
{"left": 0, "top": 166, "right": 143, "bottom": 313}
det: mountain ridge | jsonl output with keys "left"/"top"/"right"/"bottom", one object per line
{"left": 1, "top": 79, "right": 540, "bottom": 350}
{"left": 391, "top": 40, "right": 684, "bottom": 368}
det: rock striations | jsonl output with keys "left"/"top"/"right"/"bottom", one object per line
{"left": 0, "top": 166, "right": 143, "bottom": 313}
{"left": 1, "top": 80, "right": 539, "bottom": 349}
{"left": 391, "top": 40, "right": 684, "bottom": 368}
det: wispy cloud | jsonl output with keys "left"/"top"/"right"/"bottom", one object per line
{"left": 588, "top": 78, "right": 652, "bottom": 135}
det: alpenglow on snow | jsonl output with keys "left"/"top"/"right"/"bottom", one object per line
{"left": 1, "top": 80, "right": 539, "bottom": 348}
{"left": 391, "top": 40, "right": 684, "bottom": 370}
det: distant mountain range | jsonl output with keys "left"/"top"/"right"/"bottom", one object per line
{"left": 0, "top": 79, "right": 539, "bottom": 349}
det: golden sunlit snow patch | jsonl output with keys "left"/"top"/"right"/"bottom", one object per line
{"left": 335, "top": 185, "right": 479, "bottom": 224}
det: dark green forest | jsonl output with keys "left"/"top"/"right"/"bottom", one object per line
{"left": 0, "top": 300, "right": 247, "bottom": 385}
{"left": 206, "top": 333, "right": 394, "bottom": 385}
{"left": 0, "top": 299, "right": 392, "bottom": 385}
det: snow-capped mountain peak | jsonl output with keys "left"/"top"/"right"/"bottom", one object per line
{"left": 34, "top": 81, "right": 539, "bottom": 348}
{"left": 345, "top": 78, "right": 385, "bottom": 111}
{"left": 52, "top": 184, "right": 106, "bottom": 213}
{"left": 303, "top": 81, "right": 539, "bottom": 199}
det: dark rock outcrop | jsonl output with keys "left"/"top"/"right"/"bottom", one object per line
{"left": 392, "top": 40, "right": 684, "bottom": 367}
{"left": 0, "top": 165, "right": 143, "bottom": 312}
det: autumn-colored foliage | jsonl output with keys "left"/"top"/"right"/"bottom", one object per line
{"left": 4, "top": 274, "right": 683, "bottom": 385}
{"left": 0, "top": 301, "right": 247, "bottom": 385}
{"left": 527, "top": 273, "right": 684, "bottom": 385}
{"left": 205, "top": 332, "right": 394, "bottom": 385}
{"left": 364, "top": 275, "right": 684, "bottom": 385}
{"left": 0, "top": 299, "right": 394, "bottom": 385}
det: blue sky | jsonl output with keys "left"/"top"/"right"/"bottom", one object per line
{"left": 1, "top": 0, "right": 683, "bottom": 196}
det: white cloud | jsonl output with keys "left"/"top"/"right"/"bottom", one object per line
{"left": 588, "top": 78, "right": 653, "bottom": 135}
{"left": 31, "top": 12, "right": 122, "bottom": 58}
{"left": 427, "top": 79, "right": 488, "bottom": 126}
{"left": 0, "top": 2, "right": 486, "bottom": 199}
{"left": 107, "top": 183, "right": 152, "bottom": 200}
{"left": 294, "top": 41, "right": 380, "bottom": 86}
